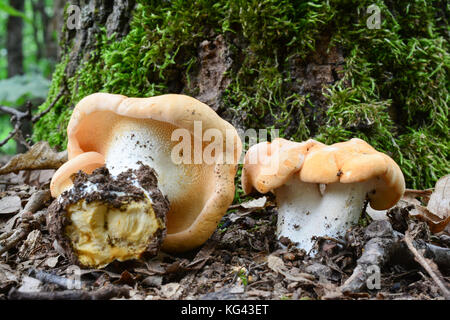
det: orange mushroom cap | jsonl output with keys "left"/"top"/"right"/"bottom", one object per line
{"left": 242, "top": 138, "right": 405, "bottom": 210}
{"left": 50, "top": 93, "right": 242, "bottom": 252}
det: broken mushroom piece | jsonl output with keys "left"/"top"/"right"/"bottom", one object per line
{"left": 49, "top": 93, "right": 242, "bottom": 266}
{"left": 47, "top": 165, "right": 169, "bottom": 268}
{"left": 242, "top": 138, "right": 405, "bottom": 252}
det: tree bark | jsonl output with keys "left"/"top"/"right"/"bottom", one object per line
{"left": 62, "top": 0, "right": 136, "bottom": 79}
{"left": 49, "top": 0, "right": 66, "bottom": 60}
{"left": 6, "top": 0, "right": 25, "bottom": 77}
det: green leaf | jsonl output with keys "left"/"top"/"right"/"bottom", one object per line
{"left": 0, "top": 1, "right": 32, "bottom": 23}
{"left": 0, "top": 74, "right": 50, "bottom": 106}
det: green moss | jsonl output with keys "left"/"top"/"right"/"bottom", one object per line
{"left": 398, "top": 129, "right": 449, "bottom": 189}
{"left": 315, "top": 0, "right": 449, "bottom": 188}
{"left": 34, "top": 0, "right": 448, "bottom": 189}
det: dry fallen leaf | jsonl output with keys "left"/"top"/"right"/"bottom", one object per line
{"left": 0, "top": 196, "right": 22, "bottom": 215}
{"left": 142, "top": 275, "right": 163, "bottom": 288}
{"left": 0, "top": 141, "right": 67, "bottom": 175}
{"left": 409, "top": 205, "right": 450, "bottom": 233}
{"left": 160, "top": 282, "right": 183, "bottom": 299}
{"left": 405, "top": 175, "right": 450, "bottom": 233}
{"left": 427, "top": 175, "right": 450, "bottom": 220}
{"left": 267, "top": 255, "right": 315, "bottom": 284}
{"left": 0, "top": 263, "right": 18, "bottom": 288}
{"left": 229, "top": 196, "right": 268, "bottom": 210}
{"left": 227, "top": 196, "right": 268, "bottom": 222}
{"left": 18, "top": 230, "right": 43, "bottom": 259}
{"left": 391, "top": 176, "right": 450, "bottom": 233}
{"left": 228, "top": 284, "right": 245, "bottom": 294}
{"left": 17, "top": 276, "right": 42, "bottom": 293}
{"left": 240, "top": 196, "right": 267, "bottom": 209}
{"left": 45, "top": 256, "right": 59, "bottom": 268}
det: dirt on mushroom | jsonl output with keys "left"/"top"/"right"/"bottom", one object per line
{"left": 1, "top": 167, "right": 449, "bottom": 300}
{"left": 0, "top": 139, "right": 448, "bottom": 300}
{"left": 46, "top": 164, "right": 169, "bottom": 268}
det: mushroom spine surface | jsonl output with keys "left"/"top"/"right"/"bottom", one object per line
{"left": 49, "top": 93, "right": 242, "bottom": 264}
{"left": 275, "top": 177, "right": 375, "bottom": 251}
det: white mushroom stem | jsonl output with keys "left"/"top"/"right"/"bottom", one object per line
{"left": 274, "top": 175, "right": 376, "bottom": 252}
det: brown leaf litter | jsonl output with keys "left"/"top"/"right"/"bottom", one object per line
{"left": 0, "top": 146, "right": 449, "bottom": 300}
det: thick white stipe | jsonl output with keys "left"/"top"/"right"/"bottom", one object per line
{"left": 275, "top": 176, "right": 374, "bottom": 252}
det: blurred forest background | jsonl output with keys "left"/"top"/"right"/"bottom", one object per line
{"left": 0, "top": 0, "right": 63, "bottom": 154}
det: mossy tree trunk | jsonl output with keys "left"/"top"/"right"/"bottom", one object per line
{"left": 34, "top": 0, "right": 449, "bottom": 190}
{"left": 59, "top": 0, "right": 136, "bottom": 88}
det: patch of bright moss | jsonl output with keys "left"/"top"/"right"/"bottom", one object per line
{"left": 34, "top": 0, "right": 448, "bottom": 189}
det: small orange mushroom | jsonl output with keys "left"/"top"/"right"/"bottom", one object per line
{"left": 242, "top": 138, "right": 405, "bottom": 251}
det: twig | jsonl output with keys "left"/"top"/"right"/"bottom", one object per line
{"left": 30, "top": 269, "right": 81, "bottom": 290}
{"left": 0, "top": 105, "right": 30, "bottom": 120}
{"left": 22, "top": 189, "right": 52, "bottom": 214}
{"left": 315, "top": 236, "right": 347, "bottom": 247}
{"left": 404, "top": 188, "right": 434, "bottom": 196}
{"left": 0, "top": 226, "right": 32, "bottom": 256}
{"left": 0, "top": 190, "right": 51, "bottom": 256}
{"left": 8, "top": 284, "right": 130, "bottom": 300}
{"left": 0, "top": 122, "right": 20, "bottom": 148}
{"left": 0, "top": 180, "right": 20, "bottom": 185}
{"left": 404, "top": 230, "right": 450, "bottom": 300}
{"left": 0, "top": 87, "right": 65, "bottom": 148}
{"left": 0, "top": 230, "right": 14, "bottom": 241}
{"left": 31, "top": 88, "right": 65, "bottom": 123}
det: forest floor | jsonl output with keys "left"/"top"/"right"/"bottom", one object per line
{"left": 0, "top": 151, "right": 449, "bottom": 300}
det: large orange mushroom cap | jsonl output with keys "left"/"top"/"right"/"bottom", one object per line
{"left": 299, "top": 138, "right": 405, "bottom": 210}
{"left": 50, "top": 93, "right": 242, "bottom": 252}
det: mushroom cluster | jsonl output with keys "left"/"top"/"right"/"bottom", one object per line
{"left": 49, "top": 93, "right": 242, "bottom": 267}
{"left": 242, "top": 138, "right": 405, "bottom": 251}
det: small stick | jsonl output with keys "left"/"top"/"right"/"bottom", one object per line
{"left": 22, "top": 190, "right": 52, "bottom": 215}
{"left": 0, "top": 122, "right": 20, "bottom": 148}
{"left": 0, "top": 230, "right": 14, "bottom": 241}
{"left": 31, "top": 269, "right": 81, "bottom": 290}
{"left": 31, "top": 88, "right": 65, "bottom": 123}
{"left": 0, "top": 180, "right": 20, "bottom": 185}
{"left": 0, "top": 190, "right": 51, "bottom": 255}
{"left": 0, "top": 87, "right": 65, "bottom": 148}
{"left": 0, "top": 106, "right": 29, "bottom": 120}
{"left": 8, "top": 285, "right": 130, "bottom": 300}
{"left": 0, "top": 226, "right": 31, "bottom": 255}
{"left": 316, "top": 236, "right": 347, "bottom": 247}
{"left": 404, "top": 188, "right": 434, "bottom": 196}
{"left": 404, "top": 230, "right": 450, "bottom": 300}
